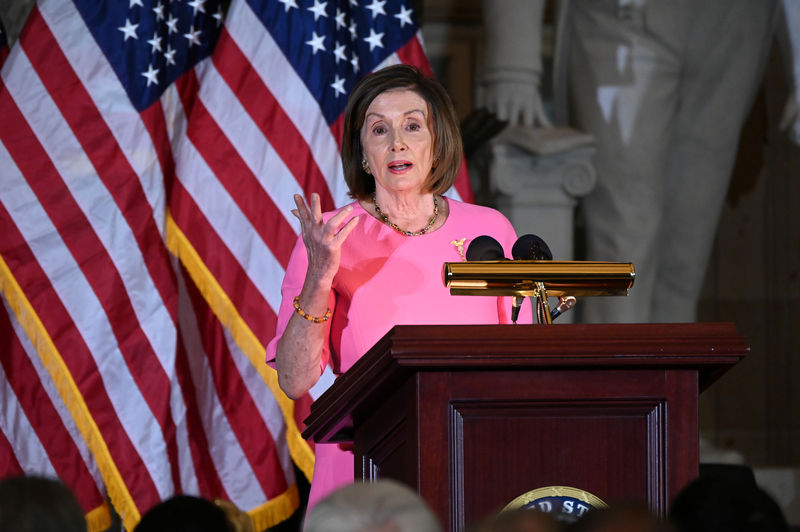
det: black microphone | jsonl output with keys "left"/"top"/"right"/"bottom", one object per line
{"left": 512, "top": 234, "right": 553, "bottom": 261}
{"left": 466, "top": 235, "right": 506, "bottom": 261}
{"left": 511, "top": 234, "right": 576, "bottom": 322}
{"left": 465, "top": 236, "right": 525, "bottom": 324}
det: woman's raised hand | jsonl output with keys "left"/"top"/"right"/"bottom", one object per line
{"left": 292, "top": 193, "right": 359, "bottom": 285}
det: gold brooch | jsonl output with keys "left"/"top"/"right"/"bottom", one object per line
{"left": 450, "top": 238, "right": 467, "bottom": 261}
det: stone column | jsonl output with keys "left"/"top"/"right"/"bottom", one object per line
{"left": 471, "top": 126, "right": 596, "bottom": 323}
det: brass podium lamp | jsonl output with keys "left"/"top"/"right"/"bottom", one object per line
{"left": 442, "top": 261, "right": 635, "bottom": 324}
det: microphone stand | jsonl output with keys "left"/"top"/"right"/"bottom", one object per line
{"left": 534, "top": 281, "right": 553, "bottom": 324}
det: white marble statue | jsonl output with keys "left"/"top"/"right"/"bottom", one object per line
{"left": 482, "top": 0, "right": 795, "bottom": 323}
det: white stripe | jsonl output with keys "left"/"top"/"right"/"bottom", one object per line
{"left": 2, "top": 297, "right": 104, "bottom": 493}
{"left": 225, "top": 0, "right": 351, "bottom": 207}
{"left": 4, "top": 44, "right": 179, "bottom": 379}
{"left": 175, "top": 269, "right": 267, "bottom": 508}
{"left": 195, "top": 59, "right": 304, "bottom": 233}
{"left": 0, "top": 139, "right": 173, "bottom": 499}
{"left": 38, "top": 0, "right": 167, "bottom": 233}
{"left": 167, "top": 83, "right": 284, "bottom": 314}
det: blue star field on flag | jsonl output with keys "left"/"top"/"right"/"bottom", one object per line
{"left": 73, "top": 0, "right": 224, "bottom": 111}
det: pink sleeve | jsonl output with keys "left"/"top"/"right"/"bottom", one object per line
{"left": 264, "top": 237, "right": 334, "bottom": 373}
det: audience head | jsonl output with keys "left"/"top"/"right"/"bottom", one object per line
{"left": 668, "top": 473, "right": 789, "bottom": 532}
{"left": 0, "top": 474, "right": 86, "bottom": 532}
{"left": 303, "top": 479, "right": 442, "bottom": 532}
{"left": 566, "top": 501, "right": 673, "bottom": 532}
{"left": 469, "top": 508, "right": 565, "bottom": 532}
{"left": 134, "top": 494, "right": 234, "bottom": 532}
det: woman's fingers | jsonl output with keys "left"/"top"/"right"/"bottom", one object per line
{"left": 293, "top": 193, "right": 358, "bottom": 247}
{"left": 326, "top": 204, "right": 353, "bottom": 231}
{"left": 309, "top": 192, "right": 323, "bottom": 224}
{"left": 293, "top": 194, "right": 312, "bottom": 224}
{"left": 334, "top": 215, "right": 360, "bottom": 243}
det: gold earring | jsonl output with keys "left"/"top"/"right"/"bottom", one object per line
{"left": 361, "top": 159, "right": 371, "bottom": 175}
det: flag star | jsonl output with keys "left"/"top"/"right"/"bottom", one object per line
{"left": 153, "top": 2, "right": 165, "bottom": 21}
{"left": 142, "top": 64, "right": 159, "bottom": 86}
{"left": 164, "top": 45, "right": 177, "bottom": 65}
{"left": 305, "top": 31, "right": 326, "bottom": 54}
{"left": 183, "top": 25, "right": 202, "bottom": 47}
{"left": 118, "top": 18, "right": 139, "bottom": 41}
{"left": 306, "top": 31, "right": 325, "bottom": 55}
{"left": 166, "top": 14, "right": 179, "bottom": 34}
{"left": 348, "top": 20, "right": 357, "bottom": 40}
{"left": 307, "top": 0, "right": 328, "bottom": 21}
{"left": 335, "top": 9, "right": 346, "bottom": 29}
{"left": 147, "top": 32, "right": 163, "bottom": 53}
{"left": 213, "top": 4, "right": 224, "bottom": 26}
{"left": 188, "top": 0, "right": 206, "bottom": 15}
{"left": 278, "top": 0, "right": 298, "bottom": 12}
{"left": 129, "top": 0, "right": 143, "bottom": 7}
{"left": 363, "top": 28, "right": 384, "bottom": 51}
{"left": 333, "top": 41, "right": 347, "bottom": 63}
{"left": 366, "top": 0, "right": 386, "bottom": 19}
{"left": 349, "top": 0, "right": 358, "bottom": 6}
{"left": 350, "top": 51, "right": 360, "bottom": 73}
{"left": 394, "top": 5, "right": 413, "bottom": 27}
{"left": 330, "top": 75, "right": 346, "bottom": 96}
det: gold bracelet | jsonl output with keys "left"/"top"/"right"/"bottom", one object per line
{"left": 292, "top": 296, "right": 331, "bottom": 323}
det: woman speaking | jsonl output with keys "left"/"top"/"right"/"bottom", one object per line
{"left": 266, "top": 64, "right": 528, "bottom": 511}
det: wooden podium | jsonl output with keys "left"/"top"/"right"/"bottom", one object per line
{"left": 302, "top": 323, "right": 747, "bottom": 530}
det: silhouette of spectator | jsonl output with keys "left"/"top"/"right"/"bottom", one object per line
{"left": 566, "top": 501, "right": 673, "bottom": 532}
{"left": 134, "top": 494, "right": 234, "bottom": 532}
{"left": 303, "top": 479, "right": 442, "bottom": 532}
{"left": 0, "top": 474, "right": 86, "bottom": 532}
{"left": 469, "top": 508, "right": 565, "bottom": 532}
{"left": 668, "top": 474, "right": 789, "bottom": 532}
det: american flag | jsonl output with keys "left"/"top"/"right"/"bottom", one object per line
{"left": 0, "top": 0, "right": 471, "bottom": 530}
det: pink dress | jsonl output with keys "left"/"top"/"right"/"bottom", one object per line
{"left": 266, "top": 197, "right": 527, "bottom": 512}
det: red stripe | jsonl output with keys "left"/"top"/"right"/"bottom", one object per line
{"left": 183, "top": 270, "right": 288, "bottom": 498}
{"left": 0, "top": 304, "right": 105, "bottom": 513}
{"left": 396, "top": 35, "right": 433, "bottom": 76}
{"left": 212, "top": 29, "right": 336, "bottom": 212}
{"left": 169, "top": 180, "right": 278, "bottom": 346}
{"left": 0, "top": 47, "right": 8, "bottom": 66}
{"left": 176, "top": 80, "right": 296, "bottom": 269}
{"left": 0, "top": 201, "right": 162, "bottom": 509}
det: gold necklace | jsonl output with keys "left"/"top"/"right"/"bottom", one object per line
{"left": 372, "top": 193, "right": 439, "bottom": 236}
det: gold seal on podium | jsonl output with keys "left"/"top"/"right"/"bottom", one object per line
{"left": 503, "top": 486, "right": 607, "bottom": 523}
